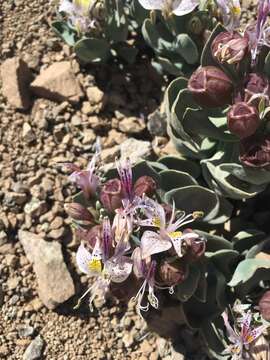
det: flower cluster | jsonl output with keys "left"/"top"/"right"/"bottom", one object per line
{"left": 65, "top": 155, "right": 205, "bottom": 315}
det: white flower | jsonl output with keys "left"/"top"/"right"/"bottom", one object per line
{"left": 138, "top": 0, "right": 199, "bottom": 17}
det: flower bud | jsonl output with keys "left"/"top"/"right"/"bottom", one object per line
{"left": 134, "top": 176, "right": 157, "bottom": 197}
{"left": 64, "top": 202, "right": 93, "bottom": 223}
{"left": 76, "top": 225, "right": 102, "bottom": 249}
{"left": 244, "top": 73, "right": 270, "bottom": 108}
{"left": 188, "top": 66, "right": 233, "bottom": 108}
{"left": 227, "top": 102, "right": 260, "bottom": 139}
{"left": 211, "top": 31, "right": 249, "bottom": 65}
{"left": 100, "top": 178, "right": 123, "bottom": 213}
{"left": 183, "top": 230, "right": 206, "bottom": 262}
{"left": 158, "top": 259, "right": 187, "bottom": 287}
{"left": 240, "top": 135, "right": 270, "bottom": 168}
{"left": 259, "top": 290, "right": 270, "bottom": 321}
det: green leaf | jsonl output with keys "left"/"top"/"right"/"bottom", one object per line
{"left": 264, "top": 50, "right": 270, "bottom": 77}
{"left": 207, "top": 250, "right": 239, "bottom": 279}
{"left": 195, "top": 230, "right": 233, "bottom": 251}
{"left": 158, "top": 155, "right": 201, "bottom": 178}
{"left": 201, "top": 23, "right": 226, "bottom": 66}
{"left": 51, "top": 21, "right": 77, "bottom": 46}
{"left": 232, "top": 230, "right": 266, "bottom": 253}
{"left": 176, "top": 265, "right": 200, "bottom": 302}
{"left": 164, "top": 185, "right": 219, "bottom": 221}
{"left": 229, "top": 259, "right": 270, "bottom": 287}
{"left": 74, "top": 38, "right": 110, "bottom": 63}
{"left": 175, "top": 34, "right": 199, "bottom": 65}
{"left": 114, "top": 44, "right": 138, "bottom": 64}
{"left": 160, "top": 170, "right": 197, "bottom": 191}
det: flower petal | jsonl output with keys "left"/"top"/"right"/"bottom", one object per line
{"left": 172, "top": 0, "right": 199, "bottom": 16}
{"left": 244, "top": 325, "right": 266, "bottom": 345}
{"left": 106, "top": 256, "right": 133, "bottom": 283}
{"left": 59, "top": 0, "right": 75, "bottom": 14}
{"left": 137, "top": 0, "right": 164, "bottom": 10}
{"left": 141, "top": 231, "right": 171, "bottom": 259}
{"left": 76, "top": 243, "right": 93, "bottom": 274}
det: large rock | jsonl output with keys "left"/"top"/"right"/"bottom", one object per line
{"left": 23, "top": 335, "right": 44, "bottom": 360}
{"left": 30, "top": 61, "right": 84, "bottom": 103}
{"left": 0, "top": 57, "right": 32, "bottom": 110}
{"left": 18, "top": 230, "right": 75, "bottom": 309}
{"left": 120, "top": 138, "right": 152, "bottom": 163}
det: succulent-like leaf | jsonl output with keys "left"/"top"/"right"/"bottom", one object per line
{"left": 158, "top": 155, "right": 201, "bottom": 178}
{"left": 176, "top": 265, "right": 200, "bottom": 302}
{"left": 74, "top": 38, "right": 110, "bottom": 63}
{"left": 51, "top": 21, "right": 77, "bottom": 46}
{"left": 160, "top": 169, "right": 197, "bottom": 191}
{"left": 232, "top": 230, "right": 266, "bottom": 252}
{"left": 195, "top": 230, "right": 233, "bottom": 251}
{"left": 206, "top": 249, "right": 239, "bottom": 279}
{"left": 164, "top": 185, "right": 220, "bottom": 221}
{"left": 175, "top": 34, "right": 199, "bottom": 65}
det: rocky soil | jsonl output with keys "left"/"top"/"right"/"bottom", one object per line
{"left": 0, "top": 1, "right": 182, "bottom": 359}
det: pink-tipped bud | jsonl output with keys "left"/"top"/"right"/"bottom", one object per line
{"left": 188, "top": 66, "right": 233, "bottom": 108}
{"left": 211, "top": 31, "right": 249, "bottom": 65}
{"left": 64, "top": 203, "right": 93, "bottom": 223}
{"left": 100, "top": 178, "right": 123, "bottom": 213}
{"left": 244, "top": 73, "right": 270, "bottom": 108}
{"left": 259, "top": 290, "right": 270, "bottom": 321}
{"left": 158, "top": 260, "right": 187, "bottom": 287}
{"left": 227, "top": 102, "right": 260, "bottom": 139}
{"left": 183, "top": 229, "right": 206, "bottom": 262}
{"left": 134, "top": 176, "right": 157, "bottom": 197}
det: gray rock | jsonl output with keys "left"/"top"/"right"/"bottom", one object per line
{"left": 18, "top": 230, "right": 75, "bottom": 309}
{"left": 120, "top": 138, "right": 152, "bottom": 163}
{"left": 119, "top": 116, "right": 145, "bottom": 134}
{"left": 24, "top": 198, "right": 47, "bottom": 218}
{"left": 30, "top": 61, "right": 84, "bottom": 103}
{"left": 0, "top": 57, "right": 32, "bottom": 110}
{"left": 22, "top": 122, "right": 36, "bottom": 143}
{"left": 147, "top": 107, "right": 167, "bottom": 137}
{"left": 23, "top": 335, "right": 44, "bottom": 360}
{"left": 18, "top": 325, "right": 35, "bottom": 338}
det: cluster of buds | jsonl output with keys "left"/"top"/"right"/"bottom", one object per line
{"left": 64, "top": 154, "right": 205, "bottom": 315}
{"left": 188, "top": 20, "right": 270, "bottom": 167}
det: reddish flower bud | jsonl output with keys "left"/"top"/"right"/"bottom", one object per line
{"left": 134, "top": 176, "right": 157, "bottom": 197}
{"left": 227, "top": 102, "right": 260, "bottom": 139}
{"left": 244, "top": 73, "right": 270, "bottom": 108}
{"left": 211, "top": 31, "right": 249, "bottom": 65}
{"left": 182, "top": 229, "right": 206, "bottom": 262}
{"left": 240, "top": 135, "right": 270, "bottom": 168}
{"left": 64, "top": 202, "right": 93, "bottom": 223}
{"left": 259, "top": 290, "right": 270, "bottom": 321}
{"left": 75, "top": 225, "right": 102, "bottom": 249}
{"left": 188, "top": 66, "right": 233, "bottom": 108}
{"left": 158, "top": 259, "right": 187, "bottom": 287}
{"left": 100, "top": 178, "right": 123, "bottom": 213}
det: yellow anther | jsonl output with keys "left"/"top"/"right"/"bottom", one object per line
{"left": 169, "top": 231, "right": 182, "bottom": 239}
{"left": 231, "top": 6, "right": 241, "bottom": 15}
{"left": 88, "top": 259, "right": 102, "bottom": 273}
{"left": 153, "top": 217, "right": 161, "bottom": 228}
{"left": 192, "top": 211, "right": 204, "bottom": 219}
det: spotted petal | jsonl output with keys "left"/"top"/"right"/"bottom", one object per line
{"left": 106, "top": 256, "right": 133, "bottom": 283}
{"left": 76, "top": 243, "right": 93, "bottom": 274}
{"left": 137, "top": 0, "right": 164, "bottom": 10}
{"left": 243, "top": 326, "right": 266, "bottom": 345}
{"left": 141, "top": 231, "right": 171, "bottom": 259}
{"left": 172, "top": 0, "right": 199, "bottom": 16}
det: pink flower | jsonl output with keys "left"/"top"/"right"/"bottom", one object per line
{"left": 75, "top": 218, "right": 132, "bottom": 309}
{"left": 66, "top": 154, "right": 99, "bottom": 199}
{"left": 138, "top": 198, "right": 202, "bottom": 259}
{"left": 222, "top": 310, "right": 266, "bottom": 359}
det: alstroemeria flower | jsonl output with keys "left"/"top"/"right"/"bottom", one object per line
{"left": 59, "top": 0, "right": 96, "bottom": 33}
{"left": 131, "top": 247, "right": 159, "bottom": 316}
{"left": 138, "top": 0, "right": 199, "bottom": 17}
{"left": 215, "top": 0, "right": 241, "bottom": 31}
{"left": 138, "top": 198, "right": 202, "bottom": 259}
{"left": 76, "top": 218, "right": 133, "bottom": 309}
{"left": 66, "top": 153, "right": 99, "bottom": 199}
{"left": 222, "top": 311, "right": 266, "bottom": 359}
